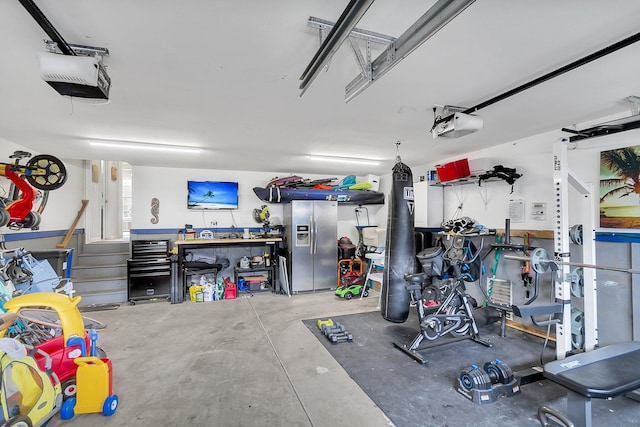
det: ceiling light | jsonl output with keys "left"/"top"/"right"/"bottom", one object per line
{"left": 90, "top": 140, "right": 202, "bottom": 154}
{"left": 308, "top": 155, "right": 380, "bottom": 166}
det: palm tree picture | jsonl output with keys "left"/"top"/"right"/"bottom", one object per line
{"left": 600, "top": 145, "right": 640, "bottom": 229}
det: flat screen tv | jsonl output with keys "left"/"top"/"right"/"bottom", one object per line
{"left": 187, "top": 181, "right": 238, "bottom": 210}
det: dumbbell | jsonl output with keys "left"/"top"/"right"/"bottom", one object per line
{"left": 317, "top": 318, "right": 334, "bottom": 330}
{"left": 483, "top": 359, "right": 514, "bottom": 385}
{"left": 330, "top": 332, "right": 353, "bottom": 344}
{"left": 322, "top": 324, "right": 346, "bottom": 337}
{"left": 459, "top": 364, "right": 492, "bottom": 391}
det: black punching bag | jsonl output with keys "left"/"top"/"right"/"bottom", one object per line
{"left": 381, "top": 156, "right": 415, "bottom": 323}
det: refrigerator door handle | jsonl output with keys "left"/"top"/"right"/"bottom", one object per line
{"left": 314, "top": 215, "right": 318, "bottom": 255}
{"left": 310, "top": 215, "right": 315, "bottom": 255}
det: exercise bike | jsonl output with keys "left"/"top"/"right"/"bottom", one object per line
{"left": 393, "top": 235, "right": 493, "bottom": 364}
{"left": 0, "top": 151, "right": 67, "bottom": 229}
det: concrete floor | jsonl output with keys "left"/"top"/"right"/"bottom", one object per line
{"left": 48, "top": 291, "right": 393, "bottom": 427}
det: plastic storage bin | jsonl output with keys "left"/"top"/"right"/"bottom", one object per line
{"left": 435, "top": 158, "right": 470, "bottom": 182}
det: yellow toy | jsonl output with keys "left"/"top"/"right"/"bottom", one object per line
{"left": 1, "top": 293, "right": 84, "bottom": 343}
{"left": 1, "top": 293, "right": 107, "bottom": 402}
{"left": 60, "top": 356, "right": 118, "bottom": 419}
{"left": 0, "top": 338, "right": 62, "bottom": 427}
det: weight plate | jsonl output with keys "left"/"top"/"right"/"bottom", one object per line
{"left": 569, "top": 224, "right": 583, "bottom": 245}
{"left": 570, "top": 268, "right": 584, "bottom": 298}
{"left": 530, "top": 248, "right": 550, "bottom": 274}
{"left": 421, "top": 285, "right": 442, "bottom": 303}
{"left": 571, "top": 307, "right": 584, "bottom": 349}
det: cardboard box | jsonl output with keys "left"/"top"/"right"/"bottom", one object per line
{"left": 239, "top": 275, "right": 268, "bottom": 291}
{"left": 242, "top": 275, "right": 268, "bottom": 283}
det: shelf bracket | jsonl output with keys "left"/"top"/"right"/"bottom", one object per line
{"left": 477, "top": 184, "right": 489, "bottom": 209}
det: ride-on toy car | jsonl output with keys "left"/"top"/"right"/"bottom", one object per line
{"left": 1, "top": 293, "right": 105, "bottom": 401}
{"left": 0, "top": 337, "right": 62, "bottom": 427}
{"left": 335, "top": 283, "right": 368, "bottom": 300}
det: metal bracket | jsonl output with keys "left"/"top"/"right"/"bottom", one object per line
{"left": 307, "top": 17, "right": 396, "bottom": 45}
{"left": 307, "top": 16, "right": 395, "bottom": 86}
{"left": 44, "top": 40, "right": 109, "bottom": 58}
{"left": 626, "top": 95, "right": 640, "bottom": 115}
{"left": 348, "top": 37, "right": 371, "bottom": 82}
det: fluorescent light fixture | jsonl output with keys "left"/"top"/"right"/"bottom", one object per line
{"left": 308, "top": 155, "right": 380, "bottom": 166}
{"left": 90, "top": 140, "right": 202, "bottom": 154}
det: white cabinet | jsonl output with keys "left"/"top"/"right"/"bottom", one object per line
{"left": 414, "top": 181, "right": 443, "bottom": 227}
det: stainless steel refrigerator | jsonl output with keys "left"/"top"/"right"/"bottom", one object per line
{"left": 284, "top": 200, "right": 337, "bottom": 292}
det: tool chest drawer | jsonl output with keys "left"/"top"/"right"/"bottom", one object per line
{"left": 128, "top": 240, "right": 171, "bottom": 303}
{"left": 131, "top": 240, "right": 169, "bottom": 258}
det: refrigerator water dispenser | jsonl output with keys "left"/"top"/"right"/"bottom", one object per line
{"left": 296, "top": 225, "right": 310, "bottom": 246}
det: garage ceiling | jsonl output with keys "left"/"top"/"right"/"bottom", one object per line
{"left": 1, "top": 1, "right": 639, "bottom": 177}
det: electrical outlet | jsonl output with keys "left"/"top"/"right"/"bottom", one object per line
{"left": 210, "top": 221, "right": 217, "bottom": 227}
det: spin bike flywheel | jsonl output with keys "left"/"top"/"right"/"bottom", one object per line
{"left": 445, "top": 302, "right": 470, "bottom": 337}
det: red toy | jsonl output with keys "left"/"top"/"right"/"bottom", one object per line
{"left": 0, "top": 151, "right": 67, "bottom": 229}
{"left": 1, "top": 293, "right": 104, "bottom": 401}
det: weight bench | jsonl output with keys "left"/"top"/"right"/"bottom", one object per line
{"left": 539, "top": 341, "right": 640, "bottom": 427}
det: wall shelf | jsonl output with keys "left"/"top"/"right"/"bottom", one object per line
{"left": 429, "top": 175, "right": 504, "bottom": 187}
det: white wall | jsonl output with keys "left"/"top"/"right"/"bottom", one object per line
{"left": 44, "top": 158, "right": 85, "bottom": 230}
{"left": 412, "top": 122, "right": 640, "bottom": 233}
{"left": 5, "top": 110, "right": 637, "bottom": 241}
{"left": 409, "top": 128, "right": 636, "bottom": 232}
{"left": 131, "top": 166, "right": 384, "bottom": 242}
{"left": 411, "top": 130, "right": 558, "bottom": 231}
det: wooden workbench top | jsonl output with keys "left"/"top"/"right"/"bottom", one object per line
{"left": 174, "top": 237, "right": 282, "bottom": 245}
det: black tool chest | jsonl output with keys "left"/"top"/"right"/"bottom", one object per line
{"left": 127, "top": 240, "right": 171, "bottom": 304}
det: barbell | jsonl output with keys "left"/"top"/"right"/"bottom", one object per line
{"left": 503, "top": 248, "right": 640, "bottom": 275}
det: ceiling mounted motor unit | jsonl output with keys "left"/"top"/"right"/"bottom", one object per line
{"left": 37, "top": 51, "right": 111, "bottom": 99}
{"left": 432, "top": 112, "right": 483, "bottom": 138}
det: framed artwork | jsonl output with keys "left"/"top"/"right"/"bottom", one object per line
{"left": 600, "top": 145, "right": 640, "bottom": 229}
{"left": 91, "top": 164, "right": 99, "bottom": 183}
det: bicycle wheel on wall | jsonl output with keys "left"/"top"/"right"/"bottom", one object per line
{"left": 25, "top": 155, "right": 67, "bottom": 191}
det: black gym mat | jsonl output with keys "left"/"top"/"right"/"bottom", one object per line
{"left": 304, "top": 310, "right": 639, "bottom": 427}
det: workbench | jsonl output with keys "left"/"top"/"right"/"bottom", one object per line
{"left": 174, "top": 237, "right": 283, "bottom": 298}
